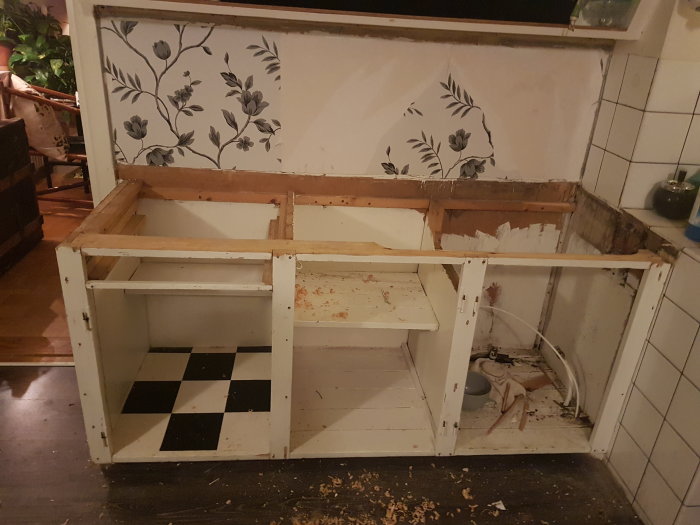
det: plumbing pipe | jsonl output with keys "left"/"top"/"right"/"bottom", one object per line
{"left": 480, "top": 305, "right": 581, "bottom": 418}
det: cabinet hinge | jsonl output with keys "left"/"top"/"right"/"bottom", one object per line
{"left": 82, "top": 312, "right": 91, "bottom": 331}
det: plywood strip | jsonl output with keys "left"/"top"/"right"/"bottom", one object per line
{"left": 426, "top": 201, "right": 445, "bottom": 249}
{"left": 72, "top": 232, "right": 663, "bottom": 267}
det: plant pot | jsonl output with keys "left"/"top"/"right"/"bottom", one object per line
{"left": 0, "top": 42, "right": 13, "bottom": 71}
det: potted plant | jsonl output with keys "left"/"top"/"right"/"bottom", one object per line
{"left": 0, "top": 0, "right": 76, "bottom": 93}
{"left": 0, "top": 5, "right": 17, "bottom": 70}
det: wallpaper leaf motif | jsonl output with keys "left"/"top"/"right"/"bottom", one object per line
{"left": 383, "top": 75, "right": 496, "bottom": 179}
{"left": 103, "top": 21, "right": 282, "bottom": 168}
{"left": 247, "top": 36, "right": 281, "bottom": 82}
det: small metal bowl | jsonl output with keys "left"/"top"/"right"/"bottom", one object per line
{"left": 463, "top": 371, "right": 492, "bottom": 411}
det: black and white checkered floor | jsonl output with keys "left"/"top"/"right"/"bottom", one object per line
{"left": 118, "top": 346, "right": 271, "bottom": 455}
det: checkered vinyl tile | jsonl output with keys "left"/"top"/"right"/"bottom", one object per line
{"left": 121, "top": 346, "right": 271, "bottom": 452}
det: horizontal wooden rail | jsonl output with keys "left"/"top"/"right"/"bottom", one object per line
{"left": 71, "top": 232, "right": 662, "bottom": 269}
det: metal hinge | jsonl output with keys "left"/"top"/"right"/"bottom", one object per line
{"left": 82, "top": 312, "right": 91, "bottom": 331}
{"left": 100, "top": 431, "right": 108, "bottom": 447}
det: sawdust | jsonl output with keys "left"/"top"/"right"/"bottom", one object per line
{"left": 312, "top": 287, "right": 324, "bottom": 296}
{"left": 461, "top": 488, "right": 474, "bottom": 500}
{"left": 290, "top": 470, "right": 446, "bottom": 525}
{"left": 331, "top": 311, "right": 349, "bottom": 319}
{"left": 362, "top": 274, "right": 378, "bottom": 283}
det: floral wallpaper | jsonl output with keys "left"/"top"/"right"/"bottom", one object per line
{"left": 101, "top": 20, "right": 282, "bottom": 171}
{"left": 100, "top": 17, "right": 604, "bottom": 181}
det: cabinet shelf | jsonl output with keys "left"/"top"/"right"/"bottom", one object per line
{"left": 294, "top": 271, "right": 439, "bottom": 331}
{"left": 86, "top": 261, "right": 271, "bottom": 296}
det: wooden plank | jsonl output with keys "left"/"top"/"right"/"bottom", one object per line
{"left": 261, "top": 219, "right": 277, "bottom": 285}
{"left": 294, "top": 272, "right": 439, "bottom": 331}
{"left": 85, "top": 213, "right": 144, "bottom": 280}
{"left": 270, "top": 254, "right": 296, "bottom": 459}
{"left": 64, "top": 180, "right": 142, "bottom": 243}
{"left": 440, "top": 199, "right": 574, "bottom": 213}
{"left": 56, "top": 245, "right": 113, "bottom": 463}
{"left": 284, "top": 191, "right": 294, "bottom": 240}
{"left": 426, "top": 201, "right": 445, "bottom": 249}
{"left": 140, "top": 185, "right": 285, "bottom": 205}
{"left": 118, "top": 165, "right": 577, "bottom": 203}
{"left": 295, "top": 194, "right": 430, "bottom": 209}
{"left": 72, "top": 232, "right": 663, "bottom": 267}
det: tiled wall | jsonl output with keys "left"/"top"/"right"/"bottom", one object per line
{"left": 583, "top": 53, "right": 700, "bottom": 209}
{"left": 607, "top": 249, "right": 700, "bottom": 525}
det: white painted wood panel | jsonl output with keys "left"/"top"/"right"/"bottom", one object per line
{"left": 137, "top": 199, "right": 278, "bottom": 239}
{"left": 56, "top": 246, "right": 113, "bottom": 463}
{"left": 294, "top": 272, "right": 438, "bottom": 330}
{"left": 295, "top": 206, "right": 424, "bottom": 250}
{"left": 543, "top": 268, "right": 635, "bottom": 423}
{"left": 455, "top": 427, "right": 591, "bottom": 455}
{"left": 293, "top": 327, "right": 407, "bottom": 348}
{"left": 87, "top": 261, "right": 271, "bottom": 295}
{"left": 290, "top": 346, "right": 434, "bottom": 457}
{"left": 146, "top": 295, "right": 271, "bottom": 347}
{"left": 93, "top": 289, "right": 150, "bottom": 430}
{"left": 270, "top": 254, "right": 296, "bottom": 459}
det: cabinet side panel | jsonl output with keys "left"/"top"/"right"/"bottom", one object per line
{"left": 93, "top": 289, "right": 150, "bottom": 426}
{"left": 407, "top": 264, "right": 460, "bottom": 430}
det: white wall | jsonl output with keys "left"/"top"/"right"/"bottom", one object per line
{"left": 99, "top": 15, "right": 605, "bottom": 184}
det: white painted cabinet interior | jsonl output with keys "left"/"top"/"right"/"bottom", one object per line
{"left": 58, "top": 187, "right": 667, "bottom": 463}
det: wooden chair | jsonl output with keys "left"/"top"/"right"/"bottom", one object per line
{"left": 0, "top": 77, "right": 90, "bottom": 200}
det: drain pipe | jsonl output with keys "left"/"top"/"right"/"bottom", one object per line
{"left": 480, "top": 305, "right": 581, "bottom": 418}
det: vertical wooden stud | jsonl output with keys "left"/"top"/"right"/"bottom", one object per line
{"left": 270, "top": 252, "right": 296, "bottom": 458}
{"left": 434, "top": 257, "right": 488, "bottom": 456}
{"left": 589, "top": 262, "right": 670, "bottom": 456}
{"left": 56, "top": 244, "right": 113, "bottom": 463}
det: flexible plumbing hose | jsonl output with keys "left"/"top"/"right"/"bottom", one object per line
{"left": 480, "top": 305, "right": 581, "bottom": 418}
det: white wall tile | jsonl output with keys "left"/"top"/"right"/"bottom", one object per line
{"left": 610, "top": 425, "right": 650, "bottom": 495}
{"left": 593, "top": 101, "right": 616, "bottom": 148}
{"left": 596, "top": 152, "right": 630, "bottom": 206}
{"left": 636, "top": 464, "right": 682, "bottom": 525}
{"left": 684, "top": 462, "right": 700, "bottom": 506}
{"left": 604, "top": 53, "right": 629, "bottom": 103}
{"left": 667, "top": 377, "right": 700, "bottom": 455}
{"left": 651, "top": 422, "right": 700, "bottom": 500}
{"left": 622, "top": 386, "right": 665, "bottom": 456}
{"left": 636, "top": 344, "right": 682, "bottom": 414}
{"left": 680, "top": 116, "right": 700, "bottom": 165}
{"left": 650, "top": 298, "right": 699, "bottom": 370}
{"left": 583, "top": 145, "right": 605, "bottom": 191}
{"left": 647, "top": 59, "right": 700, "bottom": 114}
{"left": 633, "top": 113, "right": 693, "bottom": 164}
{"left": 620, "top": 163, "right": 675, "bottom": 209}
{"left": 675, "top": 505, "right": 700, "bottom": 525}
{"left": 608, "top": 105, "right": 644, "bottom": 159}
{"left": 618, "top": 55, "right": 658, "bottom": 110}
{"left": 666, "top": 253, "right": 700, "bottom": 322}
{"left": 683, "top": 334, "right": 700, "bottom": 391}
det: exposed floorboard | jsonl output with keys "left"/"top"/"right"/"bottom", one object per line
{"left": 0, "top": 366, "right": 642, "bottom": 525}
{"left": 0, "top": 179, "right": 89, "bottom": 365}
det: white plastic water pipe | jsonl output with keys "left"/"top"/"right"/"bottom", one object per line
{"left": 480, "top": 305, "right": 581, "bottom": 418}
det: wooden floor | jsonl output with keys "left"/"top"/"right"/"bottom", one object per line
{"left": 0, "top": 366, "right": 644, "bottom": 525}
{"left": 0, "top": 178, "right": 90, "bottom": 365}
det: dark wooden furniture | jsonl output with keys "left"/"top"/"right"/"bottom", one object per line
{"left": 0, "top": 118, "right": 43, "bottom": 275}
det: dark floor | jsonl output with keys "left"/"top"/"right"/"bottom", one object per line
{"left": 0, "top": 367, "right": 642, "bottom": 525}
